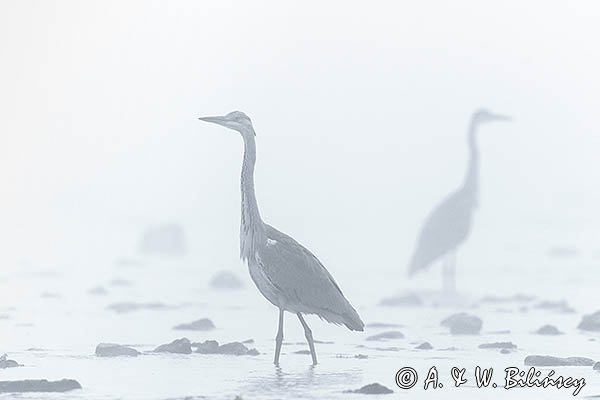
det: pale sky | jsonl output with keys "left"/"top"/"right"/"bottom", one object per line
{"left": 1, "top": 1, "right": 599, "bottom": 276}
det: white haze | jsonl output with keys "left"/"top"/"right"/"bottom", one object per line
{"left": 1, "top": 0, "right": 600, "bottom": 291}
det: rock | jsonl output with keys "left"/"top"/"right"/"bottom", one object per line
{"left": 535, "top": 324, "right": 563, "bottom": 335}
{"left": 524, "top": 355, "right": 595, "bottom": 367}
{"left": 173, "top": 318, "right": 215, "bottom": 331}
{"left": 479, "top": 342, "right": 517, "bottom": 350}
{"left": 209, "top": 271, "right": 244, "bottom": 290}
{"left": 0, "top": 314, "right": 9, "bottom": 320}
{"left": 534, "top": 300, "right": 575, "bottom": 314}
{"left": 154, "top": 338, "right": 192, "bottom": 354}
{"left": 488, "top": 330, "right": 511, "bottom": 334}
{"left": 140, "top": 223, "right": 186, "bottom": 256}
{"left": 95, "top": 343, "right": 140, "bottom": 357}
{"left": 366, "top": 331, "right": 404, "bottom": 341}
{"left": 88, "top": 286, "right": 107, "bottom": 296}
{"left": 366, "top": 322, "right": 402, "bottom": 328}
{"left": 416, "top": 342, "right": 433, "bottom": 350}
{"left": 347, "top": 383, "right": 393, "bottom": 394}
{"left": 242, "top": 339, "right": 254, "bottom": 344}
{"left": 379, "top": 293, "right": 422, "bottom": 307}
{"left": 218, "top": 342, "right": 253, "bottom": 356}
{"left": 594, "top": 362, "right": 600, "bottom": 370}
{"left": 441, "top": 313, "right": 482, "bottom": 335}
{"left": 107, "top": 302, "right": 170, "bottom": 313}
{"left": 578, "top": 311, "right": 600, "bottom": 332}
{"left": 246, "top": 348, "right": 260, "bottom": 356}
{"left": 0, "top": 354, "right": 19, "bottom": 369}
{"left": 547, "top": 246, "right": 579, "bottom": 259}
{"left": 193, "top": 340, "right": 258, "bottom": 356}
{"left": 108, "top": 278, "right": 133, "bottom": 287}
{"left": 294, "top": 350, "right": 311, "bottom": 355}
{"left": 194, "top": 340, "right": 219, "bottom": 354}
{"left": 500, "top": 349, "right": 511, "bottom": 354}
{"left": 114, "top": 258, "right": 144, "bottom": 268}
{"left": 0, "top": 379, "right": 81, "bottom": 393}
{"left": 480, "top": 294, "right": 535, "bottom": 303}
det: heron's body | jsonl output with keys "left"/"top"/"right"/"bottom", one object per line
{"left": 408, "top": 109, "right": 510, "bottom": 292}
{"left": 200, "top": 111, "right": 363, "bottom": 365}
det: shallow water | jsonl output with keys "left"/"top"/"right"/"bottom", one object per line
{"left": 1, "top": 250, "right": 599, "bottom": 400}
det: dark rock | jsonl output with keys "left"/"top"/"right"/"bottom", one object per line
{"left": 347, "top": 383, "right": 393, "bottom": 394}
{"left": 173, "top": 318, "right": 215, "bottom": 331}
{"left": 373, "top": 347, "right": 400, "bottom": 352}
{"left": 0, "top": 379, "right": 81, "bottom": 393}
{"left": 366, "top": 322, "right": 402, "bottom": 328}
{"left": 88, "top": 286, "right": 107, "bottom": 296}
{"left": 194, "top": 340, "right": 219, "bottom": 354}
{"left": 535, "top": 324, "right": 563, "bottom": 335}
{"left": 140, "top": 223, "right": 186, "bottom": 256}
{"left": 355, "top": 354, "right": 368, "bottom": 359}
{"left": 379, "top": 293, "right": 422, "bottom": 307}
{"left": 366, "top": 331, "right": 404, "bottom": 341}
{"left": 218, "top": 342, "right": 252, "bottom": 356}
{"left": 594, "top": 362, "right": 600, "bottom": 370}
{"left": 500, "top": 349, "right": 511, "bottom": 354}
{"left": 479, "top": 342, "right": 517, "bottom": 350}
{"left": 194, "top": 340, "right": 258, "bottom": 356}
{"left": 154, "top": 338, "right": 192, "bottom": 354}
{"left": 242, "top": 339, "right": 254, "bottom": 344}
{"left": 441, "top": 313, "right": 482, "bottom": 335}
{"left": 209, "top": 271, "right": 244, "bottom": 290}
{"left": 578, "top": 311, "right": 600, "bottom": 332}
{"left": 294, "top": 350, "right": 311, "bottom": 355}
{"left": 533, "top": 300, "right": 575, "bottom": 314}
{"left": 416, "top": 342, "right": 433, "bottom": 350}
{"left": 95, "top": 343, "right": 140, "bottom": 357}
{"left": 0, "top": 314, "right": 9, "bottom": 320}
{"left": 107, "top": 302, "right": 170, "bottom": 313}
{"left": 246, "top": 348, "right": 259, "bottom": 356}
{"left": 0, "top": 354, "right": 19, "bottom": 369}
{"left": 524, "top": 355, "right": 595, "bottom": 367}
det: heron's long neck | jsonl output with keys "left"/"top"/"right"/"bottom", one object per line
{"left": 240, "top": 131, "right": 264, "bottom": 260}
{"left": 463, "top": 118, "right": 480, "bottom": 200}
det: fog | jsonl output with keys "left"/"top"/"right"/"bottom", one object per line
{"left": 1, "top": 2, "right": 600, "bottom": 397}
{"left": 1, "top": 1, "right": 598, "bottom": 276}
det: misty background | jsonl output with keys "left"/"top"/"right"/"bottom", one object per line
{"left": 1, "top": 0, "right": 600, "bottom": 296}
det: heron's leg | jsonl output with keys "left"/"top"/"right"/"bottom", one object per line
{"left": 297, "top": 313, "right": 317, "bottom": 365}
{"left": 274, "top": 308, "right": 284, "bottom": 366}
{"left": 442, "top": 252, "right": 457, "bottom": 294}
{"left": 450, "top": 251, "right": 457, "bottom": 293}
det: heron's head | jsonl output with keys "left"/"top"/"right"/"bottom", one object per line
{"left": 198, "top": 111, "right": 255, "bottom": 135}
{"left": 473, "top": 108, "right": 512, "bottom": 124}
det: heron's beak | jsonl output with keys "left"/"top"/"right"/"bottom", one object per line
{"left": 198, "top": 115, "right": 230, "bottom": 127}
{"left": 491, "top": 114, "right": 513, "bottom": 121}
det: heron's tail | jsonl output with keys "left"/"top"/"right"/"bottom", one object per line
{"left": 342, "top": 306, "right": 364, "bottom": 332}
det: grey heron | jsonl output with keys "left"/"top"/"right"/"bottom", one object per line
{"left": 407, "top": 109, "right": 511, "bottom": 293}
{"left": 199, "top": 111, "right": 364, "bottom": 365}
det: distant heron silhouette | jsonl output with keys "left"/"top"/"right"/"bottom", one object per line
{"left": 408, "top": 109, "right": 511, "bottom": 293}
{"left": 199, "top": 111, "right": 364, "bottom": 365}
